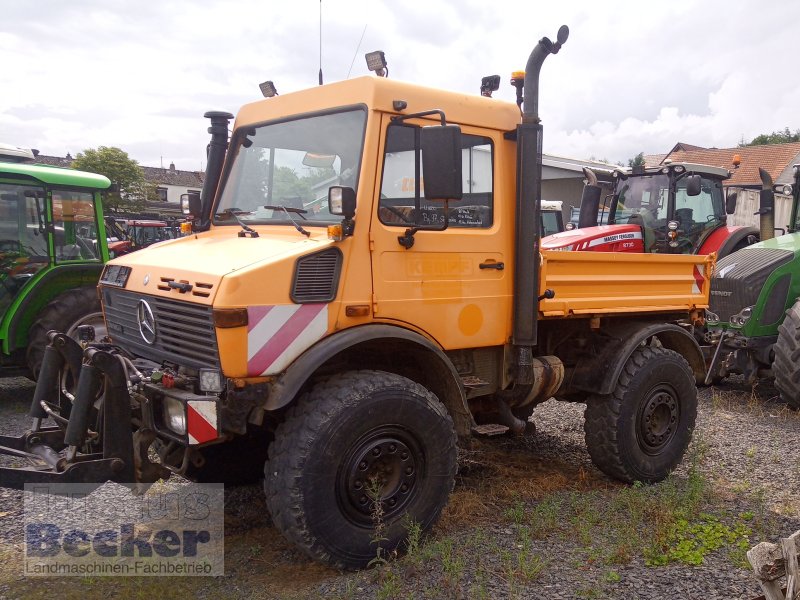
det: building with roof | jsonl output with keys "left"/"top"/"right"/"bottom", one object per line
{"left": 33, "top": 153, "right": 202, "bottom": 219}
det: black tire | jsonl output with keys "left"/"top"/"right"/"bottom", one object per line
{"left": 264, "top": 370, "right": 457, "bottom": 569}
{"left": 26, "top": 286, "right": 106, "bottom": 379}
{"left": 584, "top": 346, "right": 697, "bottom": 483}
{"left": 773, "top": 299, "right": 800, "bottom": 410}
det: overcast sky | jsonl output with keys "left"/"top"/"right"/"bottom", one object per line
{"left": 2, "top": 1, "right": 797, "bottom": 171}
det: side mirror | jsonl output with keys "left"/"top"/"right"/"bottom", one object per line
{"left": 181, "top": 191, "right": 202, "bottom": 218}
{"left": 328, "top": 186, "right": 356, "bottom": 219}
{"left": 726, "top": 191, "right": 737, "bottom": 215}
{"left": 686, "top": 175, "right": 702, "bottom": 197}
{"left": 420, "top": 125, "right": 463, "bottom": 201}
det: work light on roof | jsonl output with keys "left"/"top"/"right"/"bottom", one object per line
{"left": 480, "top": 75, "right": 500, "bottom": 97}
{"left": 365, "top": 51, "right": 388, "bottom": 77}
{"left": 259, "top": 80, "right": 278, "bottom": 98}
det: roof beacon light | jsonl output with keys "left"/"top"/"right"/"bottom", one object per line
{"left": 732, "top": 154, "right": 741, "bottom": 169}
{"left": 365, "top": 51, "right": 388, "bottom": 77}
{"left": 510, "top": 70, "right": 525, "bottom": 109}
{"left": 259, "top": 81, "right": 278, "bottom": 98}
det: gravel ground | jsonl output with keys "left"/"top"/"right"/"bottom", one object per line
{"left": 0, "top": 375, "right": 798, "bottom": 599}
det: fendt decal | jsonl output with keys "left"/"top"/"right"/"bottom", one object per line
{"left": 247, "top": 304, "right": 328, "bottom": 376}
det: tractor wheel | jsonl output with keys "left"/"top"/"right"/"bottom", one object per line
{"left": 264, "top": 370, "right": 457, "bottom": 569}
{"left": 26, "top": 286, "right": 106, "bottom": 379}
{"left": 584, "top": 346, "right": 697, "bottom": 483}
{"left": 773, "top": 299, "right": 800, "bottom": 410}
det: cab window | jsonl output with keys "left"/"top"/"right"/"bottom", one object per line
{"left": 379, "top": 124, "right": 493, "bottom": 228}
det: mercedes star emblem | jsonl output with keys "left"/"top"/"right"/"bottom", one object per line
{"left": 137, "top": 299, "right": 157, "bottom": 344}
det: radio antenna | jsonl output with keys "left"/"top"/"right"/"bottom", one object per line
{"left": 318, "top": 0, "right": 323, "bottom": 85}
{"left": 346, "top": 24, "right": 368, "bottom": 79}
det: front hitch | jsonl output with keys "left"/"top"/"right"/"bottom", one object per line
{"left": 0, "top": 332, "right": 165, "bottom": 492}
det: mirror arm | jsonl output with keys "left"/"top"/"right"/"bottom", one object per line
{"left": 397, "top": 205, "right": 450, "bottom": 249}
{"left": 391, "top": 109, "right": 447, "bottom": 126}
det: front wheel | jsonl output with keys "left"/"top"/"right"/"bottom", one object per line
{"left": 773, "top": 299, "right": 800, "bottom": 410}
{"left": 264, "top": 370, "right": 458, "bottom": 569}
{"left": 584, "top": 346, "right": 697, "bottom": 483}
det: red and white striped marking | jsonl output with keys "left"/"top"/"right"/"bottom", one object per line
{"left": 247, "top": 304, "right": 328, "bottom": 376}
{"left": 692, "top": 264, "right": 705, "bottom": 295}
{"left": 187, "top": 400, "right": 219, "bottom": 445}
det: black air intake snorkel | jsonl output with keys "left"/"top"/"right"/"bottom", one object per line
{"left": 199, "top": 110, "right": 234, "bottom": 230}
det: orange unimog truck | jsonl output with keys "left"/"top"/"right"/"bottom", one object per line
{"left": 0, "top": 27, "right": 713, "bottom": 568}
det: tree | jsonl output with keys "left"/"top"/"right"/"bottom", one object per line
{"left": 741, "top": 127, "right": 800, "bottom": 146}
{"left": 628, "top": 152, "right": 646, "bottom": 168}
{"left": 71, "top": 147, "right": 157, "bottom": 212}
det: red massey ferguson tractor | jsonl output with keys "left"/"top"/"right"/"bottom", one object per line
{"left": 542, "top": 162, "right": 759, "bottom": 258}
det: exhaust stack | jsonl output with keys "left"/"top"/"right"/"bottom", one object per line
{"left": 512, "top": 25, "right": 568, "bottom": 381}
{"left": 757, "top": 167, "right": 775, "bottom": 241}
{"left": 577, "top": 168, "right": 602, "bottom": 228}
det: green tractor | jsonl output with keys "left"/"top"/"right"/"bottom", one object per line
{"left": 705, "top": 162, "right": 800, "bottom": 405}
{"left": 0, "top": 145, "right": 111, "bottom": 376}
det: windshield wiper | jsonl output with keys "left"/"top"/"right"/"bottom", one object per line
{"left": 219, "top": 208, "right": 259, "bottom": 238}
{"left": 263, "top": 205, "right": 311, "bottom": 238}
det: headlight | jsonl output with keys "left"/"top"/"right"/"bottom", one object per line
{"left": 163, "top": 397, "right": 187, "bottom": 435}
{"left": 565, "top": 222, "right": 575, "bottom": 230}
{"left": 706, "top": 310, "right": 720, "bottom": 325}
{"left": 667, "top": 220, "right": 679, "bottom": 231}
{"left": 729, "top": 306, "right": 754, "bottom": 328}
{"left": 199, "top": 369, "right": 223, "bottom": 393}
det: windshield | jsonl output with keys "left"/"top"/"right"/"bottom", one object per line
{"left": 612, "top": 174, "right": 668, "bottom": 224}
{"left": 214, "top": 108, "right": 367, "bottom": 225}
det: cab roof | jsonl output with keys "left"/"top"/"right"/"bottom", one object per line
{"left": 614, "top": 162, "right": 731, "bottom": 180}
{"left": 236, "top": 76, "right": 522, "bottom": 133}
{"left": 0, "top": 161, "right": 111, "bottom": 189}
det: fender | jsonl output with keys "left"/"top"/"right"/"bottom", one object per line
{"left": 4, "top": 264, "right": 103, "bottom": 354}
{"left": 265, "top": 323, "right": 474, "bottom": 436}
{"left": 698, "top": 225, "right": 759, "bottom": 259}
{"left": 564, "top": 321, "right": 705, "bottom": 396}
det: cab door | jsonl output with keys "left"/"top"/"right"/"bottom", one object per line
{"left": 368, "top": 115, "right": 513, "bottom": 350}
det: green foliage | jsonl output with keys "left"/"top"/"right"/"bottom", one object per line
{"left": 71, "top": 147, "right": 155, "bottom": 212}
{"left": 628, "top": 152, "right": 646, "bottom": 168}
{"left": 742, "top": 127, "right": 800, "bottom": 146}
{"left": 644, "top": 513, "right": 751, "bottom": 567}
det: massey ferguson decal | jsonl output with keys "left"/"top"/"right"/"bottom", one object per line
{"left": 247, "top": 304, "right": 328, "bottom": 376}
{"left": 585, "top": 231, "right": 641, "bottom": 249}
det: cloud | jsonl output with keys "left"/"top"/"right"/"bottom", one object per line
{"left": 2, "top": 0, "right": 798, "bottom": 171}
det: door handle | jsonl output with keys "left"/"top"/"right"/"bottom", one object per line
{"left": 479, "top": 261, "right": 504, "bottom": 270}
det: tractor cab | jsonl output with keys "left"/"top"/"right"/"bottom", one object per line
{"left": 542, "top": 162, "right": 757, "bottom": 258}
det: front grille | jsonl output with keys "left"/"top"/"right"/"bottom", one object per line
{"left": 101, "top": 287, "right": 220, "bottom": 369}
{"left": 710, "top": 247, "right": 793, "bottom": 321}
{"left": 291, "top": 248, "right": 342, "bottom": 303}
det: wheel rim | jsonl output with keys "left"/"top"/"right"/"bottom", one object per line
{"left": 338, "top": 426, "right": 421, "bottom": 526}
{"left": 637, "top": 385, "right": 680, "bottom": 455}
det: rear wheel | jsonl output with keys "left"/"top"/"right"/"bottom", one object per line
{"left": 584, "top": 346, "right": 697, "bottom": 483}
{"left": 26, "top": 286, "right": 106, "bottom": 379}
{"left": 773, "top": 299, "right": 800, "bottom": 410}
{"left": 264, "top": 370, "right": 457, "bottom": 569}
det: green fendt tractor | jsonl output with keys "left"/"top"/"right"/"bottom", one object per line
{"left": 705, "top": 163, "right": 800, "bottom": 406}
{"left": 0, "top": 144, "right": 111, "bottom": 376}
